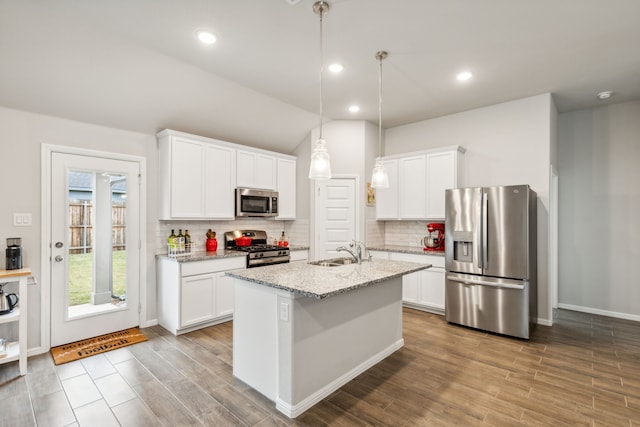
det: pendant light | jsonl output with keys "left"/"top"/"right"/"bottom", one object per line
{"left": 371, "top": 51, "right": 389, "bottom": 188}
{"left": 308, "top": 1, "right": 332, "bottom": 180}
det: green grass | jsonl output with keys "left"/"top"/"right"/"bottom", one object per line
{"left": 68, "top": 251, "right": 126, "bottom": 306}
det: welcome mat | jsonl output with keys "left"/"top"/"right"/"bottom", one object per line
{"left": 50, "top": 328, "right": 148, "bottom": 365}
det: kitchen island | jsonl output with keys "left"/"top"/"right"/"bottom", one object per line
{"left": 226, "top": 258, "right": 430, "bottom": 418}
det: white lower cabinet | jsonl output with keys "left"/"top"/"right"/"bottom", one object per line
{"left": 386, "top": 252, "right": 446, "bottom": 315}
{"left": 158, "top": 256, "right": 245, "bottom": 335}
{"left": 290, "top": 250, "right": 309, "bottom": 263}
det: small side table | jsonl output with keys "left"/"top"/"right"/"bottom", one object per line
{"left": 0, "top": 268, "right": 30, "bottom": 375}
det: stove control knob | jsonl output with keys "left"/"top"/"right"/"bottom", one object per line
{"left": 259, "top": 253, "right": 264, "bottom": 257}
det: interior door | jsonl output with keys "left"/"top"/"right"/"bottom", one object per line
{"left": 50, "top": 152, "right": 140, "bottom": 347}
{"left": 315, "top": 178, "right": 357, "bottom": 260}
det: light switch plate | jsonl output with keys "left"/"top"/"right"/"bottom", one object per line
{"left": 13, "top": 213, "right": 32, "bottom": 226}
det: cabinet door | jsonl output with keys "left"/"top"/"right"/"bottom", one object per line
{"left": 256, "top": 154, "right": 276, "bottom": 190}
{"left": 215, "top": 271, "right": 235, "bottom": 318}
{"left": 181, "top": 274, "right": 215, "bottom": 327}
{"left": 237, "top": 150, "right": 276, "bottom": 190}
{"left": 402, "top": 271, "right": 419, "bottom": 304}
{"left": 375, "top": 159, "right": 399, "bottom": 219}
{"left": 418, "top": 267, "right": 445, "bottom": 310}
{"left": 171, "top": 138, "right": 204, "bottom": 217}
{"left": 399, "top": 155, "right": 426, "bottom": 219}
{"left": 205, "top": 145, "right": 235, "bottom": 219}
{"left": 276, "top": 158, "right": 296, "bottom": 219}
{"left": 426, "top": 151, "right": 456, "bottom": 219}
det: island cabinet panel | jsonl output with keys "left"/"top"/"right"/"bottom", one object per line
{"left": 157, "top": 256, "right": 245, "bottom": 335}
{"left": 390, "top": 252, "right": 446, "bottom": 314}
{"left": 232, "top": 276, "right": 404, "bottom": 418}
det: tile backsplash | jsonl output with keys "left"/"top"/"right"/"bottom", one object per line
{"left": 156, "top": 219, "right": 309, "bottom": 254}
{"left": 383, "top": 221, "right": 442, "bottom": 248}
{"left": 156, "top": 219, "right": 440, "bottom": 254}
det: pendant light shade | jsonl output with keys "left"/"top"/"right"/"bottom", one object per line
{"left": 371, "top": 51, "right": 389, "bottom": 189}
{"left": 309, "top": 1, "right": 332, "bottom": 180}
{"left": 309, "top": 138, "right": 331, "bottom": 179}
{"left": 371, "top": 158, "right": 389, "bottom": 188}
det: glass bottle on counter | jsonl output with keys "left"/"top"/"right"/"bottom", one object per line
{"left": 168, "top": 229, "right": 177, "bottom": 252}
{"left": 184, "top": 230, "right": 191, "bottom": 252}
{"left": 177, "top": 229, "right": 185, "bottom": 253}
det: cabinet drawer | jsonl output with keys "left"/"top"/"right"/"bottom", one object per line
{"left": 181, "top": 257, "right": 246, "bottom": 276}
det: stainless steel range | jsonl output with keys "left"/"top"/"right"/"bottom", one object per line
{"left": 224, "top": 230, "right": 290, "bottom": 268}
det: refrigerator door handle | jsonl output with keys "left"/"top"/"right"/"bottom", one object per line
{"left": 482, "top": 191, "right": 489, "bottom": 269}
{"left": 476, "top": 192, "right": 483, "bottom": 269}
{"left": 446, "top": 274, "right": 526, "bottom": 290}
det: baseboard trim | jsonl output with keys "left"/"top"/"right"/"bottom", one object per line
{"left": 536, "top": 317, "right": 553, "bottom": 326}
{"left": 140, "top": 318, "right": 159, "bottom": 328}
{"left": 275, "top": 338, "right": 405, "bottom": 418}
{"left": 557, "top": 304, "right": 640, "bottom": 322}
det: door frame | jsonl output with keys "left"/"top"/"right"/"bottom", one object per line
{"left": 41, "top": 144, "right": 147, "bottom": 350}
{"left": 311, "top": 174, "right": 361, "bottom": 261}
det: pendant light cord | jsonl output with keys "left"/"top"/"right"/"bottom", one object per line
{"left": 376, "top": 51, "right": 387, "bottom": 158}
{"left": 318, "top": 5, "right": 324, "bottom": 140}
{"left": 378, "top": 53, "right": 382, "bottom": 157}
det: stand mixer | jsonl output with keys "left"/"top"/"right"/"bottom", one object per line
{"left": 422, "top": 223, "right": 445, "bottom": 251}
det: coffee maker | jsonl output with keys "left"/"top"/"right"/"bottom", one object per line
{"left": 6, "top": 238, "right": 22, "bottom": 270}
{"left": 422, "top": 223, "right": 445, "bottom": 252}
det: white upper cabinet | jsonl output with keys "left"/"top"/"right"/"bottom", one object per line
{"left": 158, "top": 129, "right": 296, "bottom": 220}
{"left": 399, "top": 155, "right": 427, "bottom": 219}
{"left": 276, "top": 157, "right": 296, "bottom": 220}
{"left": 237, "top": 150, "right": 276, "bottom": 190}
{"left": 158, "top": 130, "right": 236, "bottom": 220}
{"left": 204, "top": 144, "right": 235, "bottom": 219}
{"left": 374, "top": 159, "right": 399, "bottom": 220}
{"left": 426, "top": 150, "right": 463, "bottom": 219}
{"left": 376, "top": 146, "right": 465, "bottom": 220}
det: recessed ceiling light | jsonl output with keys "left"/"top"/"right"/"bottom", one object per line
{"left": 196, "top": 30, "right": 217, "bottom": 45}
{"left": 348, "top": 105, "right": 360, "bottom": 113}
{"left": 597, "top": 91, "right": 613, "bottom": 100}
{"left": 456, "top": 71, "right": 473, "bottom": 81}
{"left": 329, "top": 63, "right": 344, "bottom": 73}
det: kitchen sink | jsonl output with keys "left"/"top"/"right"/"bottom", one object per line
{"left": 309, "top": 257, "right": 362, "bottom": 267}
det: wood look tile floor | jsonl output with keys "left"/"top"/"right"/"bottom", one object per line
{"left": 2, "top": 308, "right": 639, "bottom": 426}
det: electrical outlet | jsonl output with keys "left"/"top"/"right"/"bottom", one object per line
{"left": 13, "top": 213, "right": 32, "bottom": 226}
{"left": 280, "top": 302, "right": 289, "bottom": 322}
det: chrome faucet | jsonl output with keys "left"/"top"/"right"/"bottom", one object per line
{"left": 336, "top": 240, "right": 368, "bottom": 264}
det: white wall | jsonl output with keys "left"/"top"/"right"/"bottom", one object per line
{"left": 304, "top": 120, "right": 378, "bottom": 260}
{"left": 385, "top": 94, "right": 554, "bottom": 325}
{"left": 0, "top": 106, "right": 158, "bottom": 351}
{"left": 557, "top": 100, "right": 640, "bottom": 320}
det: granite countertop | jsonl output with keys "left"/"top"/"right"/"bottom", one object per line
{"left": 367, "top": 245, "right": 445, "bottom": 257}
{"left": 226, "top": 258, "right": 430, "bottom": 299}
{"left": 156, "top": 245, "right": 310, "bottom": 263}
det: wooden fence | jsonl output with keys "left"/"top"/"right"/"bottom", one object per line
{"left": 68, "top": 201, "right": 126, "bottom": 254}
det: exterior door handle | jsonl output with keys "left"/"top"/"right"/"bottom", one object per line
{"left": 55, "top": 255, "right": 64, "bottom": 262}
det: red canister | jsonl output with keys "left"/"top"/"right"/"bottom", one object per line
{"left": 206, "top": 238, "right": 218, "bottom": 252}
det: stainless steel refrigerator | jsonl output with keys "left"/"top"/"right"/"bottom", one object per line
{"left": 445, "top": 185, "right": 537, "bottom": 339}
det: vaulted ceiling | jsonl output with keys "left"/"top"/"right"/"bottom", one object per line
{"left": 1, "top": 0, "right": 639, "bottom": 153}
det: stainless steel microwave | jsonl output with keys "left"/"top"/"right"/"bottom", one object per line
{"left": 235, "top": 188, "right": 279, "bottom": 218}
